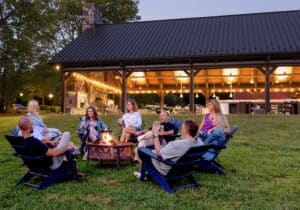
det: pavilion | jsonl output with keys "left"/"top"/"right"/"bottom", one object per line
{"left": 49, "top": 4, "right": 300, "bottom": 114}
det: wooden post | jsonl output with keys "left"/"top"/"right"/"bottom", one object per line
{"left": 265, "top": 65, "right": 270, "bottom": 114}
{"left": 189, "top": 62, "right": 194, "bottom": 113}
{"left": 61, "top": 71, "right": 65, "bottom": 113}
{"left": 121, "top": 66, "right": 127, "bottom": 113}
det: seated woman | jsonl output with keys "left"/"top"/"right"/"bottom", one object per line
{"left": 27, "top": 100, "right": 61, "bottom": 139}
{"left": 118, "top": 99, "right": 142, "bottom": 142}
{"left": 197, "top": 99, "right": 230, "bottom": 145}
{"left": 78, "top": 106, "right": 108, "bottom": 159}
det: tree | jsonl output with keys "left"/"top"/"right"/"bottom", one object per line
{"left": 0, "top": 0, "right": 140, "bottom": 112}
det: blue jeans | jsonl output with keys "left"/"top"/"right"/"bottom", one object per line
{"left": 197, "top": 128, "right": 226, "bottom": 146}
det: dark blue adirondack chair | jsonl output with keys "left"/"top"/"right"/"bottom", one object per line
{"left": 163, "top": 118, "right": 182, "bottom": 142}
{"left": 196, "top": 126, "right": 238, "bottom": 175}
{"left": 10, "top": 128, "right": 19, "bottom": 136}
{"left": 5, "top": 135, "right": 78, "bottom": 190}
{"left": 138, "top": 143, "right": 215, "bottom": 193}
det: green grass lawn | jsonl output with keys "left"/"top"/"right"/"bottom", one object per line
{"left": 0, "top": 114, "right": 299, "bottom": 209}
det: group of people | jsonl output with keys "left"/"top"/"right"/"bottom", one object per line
{"left": 15, "top": 98, "right": 230, "bottom": 181}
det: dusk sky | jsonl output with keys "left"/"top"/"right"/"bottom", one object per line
{"left": 138, "top": 0, "right": 300, "bottom": 21}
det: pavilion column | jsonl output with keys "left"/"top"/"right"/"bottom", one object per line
{"left": 189, "top": 68, "right": 194, "bottom": 113}
{"left": 120, "top": 66, "right": 132, "bottom": 113}
{"left": 61, "top": 71, "right": 65, "bottom": 113}
{"left": 258, "top": 62, "right": 276, "bottom": 114}
{"left": 185, "top": 64, "right": 201, "bottom": 114}
{"left": 61, "top": 71, "right": 71, "bottom": 113}
{"left": 121, "top": 66, "right": 127, "bottom": 113}
{"left": 160, "top": 91, "right": 164, "bottom": 108}
{"left": 265, "top": 66, "right": 271, "bottom": 114}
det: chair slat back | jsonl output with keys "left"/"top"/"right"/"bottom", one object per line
{"left": 5, "top": 135, "right": 51, "bottom": 174}
{"left": 202, "top": 126, "right": 238, "bottom": 161}
{"left": 168, "top": 118, "right": 182, "bottom": 135}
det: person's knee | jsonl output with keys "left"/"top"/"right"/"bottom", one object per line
{"left": 62, "top": 131, "right": 71, "bottom": 140}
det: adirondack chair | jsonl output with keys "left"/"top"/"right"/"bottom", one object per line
{"left": 196, "top": 126, "right": 238, "bottom": 175}
{"left": 10, "top": 128, "right": 19, "bottom": 136}
{"left": 4, "top": 135, "right": 78, "bottom": 190}
{"left": 163, "top": 118, "right": 182, "bottom": 142}
{"left": 138, "top": 143, "right": 215, "bottom": 193}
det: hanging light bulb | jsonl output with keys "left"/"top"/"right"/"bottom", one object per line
{"left": 195, "top": 76, "right": 199, "bottom": 98}
{"left": 213, "top": 80, "right": 216, "bottom": 98}
{"left": 250, "top": 70, "right": 254, "bottom": 84}
{"left": 229, "top": 83, "right": 233, "bottom": 98}
{"left": 180, "top": 79, "right": 183, "bottom": 98}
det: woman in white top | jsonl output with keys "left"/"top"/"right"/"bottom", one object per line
{"left": 119, "top": 99, "right": 142, "bottom": 142}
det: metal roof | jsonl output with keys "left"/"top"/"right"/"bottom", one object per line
{"left": 50, "top": 10, "right": 300, "bottom": 67}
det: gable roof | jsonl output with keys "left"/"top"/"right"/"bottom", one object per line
{"left": 50, "top": 10, "right": 300, "bottom": 67}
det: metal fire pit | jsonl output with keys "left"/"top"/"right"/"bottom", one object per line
{"left": 87, "top": 141, "right": 133, "bottom": 169}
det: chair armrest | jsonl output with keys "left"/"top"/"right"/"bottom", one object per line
{"left": 138, "top": 145, "right": 214, "bottom": 167}
{"left": 212, "top": 145, "right": 227, "bottom": 150}
{"left": 15, "top": 154, "right": 46, "bottom": 161}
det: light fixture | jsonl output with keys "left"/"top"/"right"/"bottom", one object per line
{"left": 222, "top": 68, "right": 239, "bottom": 84}
{"left": 250, "top": 70, "right": 254, "bottom": 84}
{"left": 180, "top": 79, "right": 183, "bottom": 98}
{"left": 55, "top": 64, "right": 60, "bottom": 71}
{"left": 229, "top": 84, "right": 233, "bottom": 98}
{"left": 48, "top": 93, "right": 54, "bottom": 99}
{"left": 212, "top": 80, "right": 216, "bottom": 98}
{"left": 195, "top": 77, "right": 199, "bottom": 98}
{"left": 19, "top": 92, "right": 24, "bottom": 97}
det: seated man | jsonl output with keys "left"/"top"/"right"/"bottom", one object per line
{"left": 133, "top": 110, "right": 175, "bottom": 162}
{"left": 18, "top": 115, "right": 77, "bottom": 170}
{"left": 134, "top": 119, "right": 199, "bottom": 178}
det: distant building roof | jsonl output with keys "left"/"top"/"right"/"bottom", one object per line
{"left": 50, "top": 10, "right": 300, "bottom": 67}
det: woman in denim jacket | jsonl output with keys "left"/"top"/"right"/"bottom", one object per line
{"left": 78, "top": 106, "right": 108, "bottom": 159}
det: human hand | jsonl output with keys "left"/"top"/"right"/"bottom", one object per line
{"left": 152, "top": 121, "right": 160, "bottom": 136}
{"left": 67, "top": 142, "right": 75, "bottom": 150}
{"left": 43, "top": 126, "right": 48, "bottom": 133}
{"left": 118, "top": 118, "right": 123, "bottom": 125}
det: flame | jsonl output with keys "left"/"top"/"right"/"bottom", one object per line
{"left": 102, "top": 132, "right": 113, "bottom": 145}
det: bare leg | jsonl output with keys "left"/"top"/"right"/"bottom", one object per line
{"left": 51, "top": 132, "right": 72, "bottom": 170}
{"left": 120, "top": 128, "right": 127, "bottom": 142}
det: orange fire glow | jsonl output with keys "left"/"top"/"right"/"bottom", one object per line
{"left": 102, "top": 132, "right": 113, "bottom": 145}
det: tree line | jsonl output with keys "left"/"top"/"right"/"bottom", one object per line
{"left": 0, "top": 0, "right": 140, "bottom": 112}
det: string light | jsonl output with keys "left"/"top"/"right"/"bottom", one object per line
{"left": 72, "top": 73, "right": 121, "bottom": 94}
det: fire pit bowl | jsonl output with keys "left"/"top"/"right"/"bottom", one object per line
{"left": 87, "top": 132, "right": 133, "bottom": 169}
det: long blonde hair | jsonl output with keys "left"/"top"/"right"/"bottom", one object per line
{"left": 215, "top": 113, "right": 230, "bottom": 133}
{"left": 209, "top": 99, "right": 222, "bottom": 114}
{"left": 27, "top": 100, "right": 40, "bottom": 115}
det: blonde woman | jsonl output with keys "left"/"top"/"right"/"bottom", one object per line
{"left": 197, "top": 99, "right": 230, "bottom": 146}
{"left": 118, "top": 99, "right": 142, "bottom": 142}
{"left": 27, "top": 100, "right": 61, "bottom": 139}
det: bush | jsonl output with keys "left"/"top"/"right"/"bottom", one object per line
{"left": 40, "top": 105, "right": 61, "bottom": 113}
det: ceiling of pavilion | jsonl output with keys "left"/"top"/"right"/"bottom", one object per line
{"left": 124, "top": 66, "right": 300, "bottom": 95}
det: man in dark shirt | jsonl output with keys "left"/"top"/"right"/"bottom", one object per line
{"left": 19, "top": 115, "right": 75, "bottom": 169}
{"left": 134, "top": 110, "right": 175, "bottom": 162}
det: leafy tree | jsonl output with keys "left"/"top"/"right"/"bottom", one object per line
{"left": 0, "top": 0, "right": 140, "bottom": 112}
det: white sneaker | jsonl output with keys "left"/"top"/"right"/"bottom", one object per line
{"left": 133, "top": 171, "right": 141, "bottom": 179}
{"left": 134, "top": 171, "right": 148, "bottom": 180}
